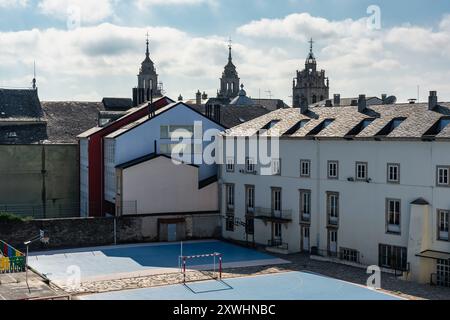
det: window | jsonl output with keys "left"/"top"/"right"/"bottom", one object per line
{"left": 327, "top": 192, "right": 339, "bottom": 225}
{"left": 328, "top": 161, "right": 339, "bottom": 179}
{"left": 274, "top": 223, "right": 282, "bottom": 239}
{"left": 438, "top": 210, "right": 449, "bottom": 241}
{"left": 379, "top": 244, "right": 408, "bottom": 271}
{"left": 300, "top": 160, "right": 311, "bottom": 177}
{"left": 340, "top": 248, "right": 359, "bottom": 263}
{"left": 246, "top": 218, "right": 254, "bottom": 235}
{"left": 160, "top": 143, "right": 192, "bottom": 155}
{"left": 226, "top": 158, "right": 235, "bottom": 172}
{"left": 436, "top": 259, "right": 450, "bottom": 287}
{"left": 160, "top": 125, "right": 194, "bottom": 139}
{"left": 437, "top": 166, "right": 450, "bottom": 187}
{"left": 387, "top": 163, "right": 400, "bottom": 183}
{"left": 272, "top": 188, "right": 282, "bottom": 214}
{"left": 356, "top": 162, "right": 368, "bottom": 181}
{"left": 386, "top": 199, "right": 401, "bottom": 234}
{"left": 226, "top": 216, "right": 235, "bottom": 232}
{"left": 246, "top": 186, "right": 255, "bottom": 214}
{"left": 272, "top": 158, "right": 281, "bottom": 175}
{"left": 226, "top": 184, "right": 235, "bottom": 212}
{"left": 246, "top": 157, "right": 256, "bottom": 173}
{"left": 300, "top": 190, "right": 311, "bottom": 222}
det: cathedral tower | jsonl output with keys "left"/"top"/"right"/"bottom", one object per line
{"left": 292, "top": 39, "right": 329, "bottom": 108}
{"left": 218, "top": 39, "right": 240, "bottom": 99}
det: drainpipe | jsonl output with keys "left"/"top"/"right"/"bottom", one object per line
{"left": 41, "top": 145, "right": 47, "bottom": 219}
{"left": 315, "top": 138, "right": 320, "bottom": 250}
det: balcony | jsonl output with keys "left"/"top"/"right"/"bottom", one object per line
{"left": 266, "top": 239, "right": 289, "bottom": 255}
{"left": 328, "top": 216, "right": 339, "bottom": 226}
{"left": 387, "top": 224, "right": 401, "bottom": 234}
{"left": 301, "top": 212, "right": 311, "bottom": 223}
{"left": 254, "top": 207, "right": 293, "bottom": 223}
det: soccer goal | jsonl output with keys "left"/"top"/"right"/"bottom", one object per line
{"left": 181, "top": 253, "right": 222, "bottom": 284}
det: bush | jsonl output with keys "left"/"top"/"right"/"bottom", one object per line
{"left": 0, "top": 212, "right": 32, "bottom": 222}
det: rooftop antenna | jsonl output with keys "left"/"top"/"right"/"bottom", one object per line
{"left": 32, "top": 61, "right": 37, "bottom": 90}
{"left": 417, "top": 85, "right": 420, "bottom": 103}
{"left": 265, "top": 90, "right": 273, "bottom": 100}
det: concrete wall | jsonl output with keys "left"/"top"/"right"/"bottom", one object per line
{"left": 0, "top": 144, "right": 80, "bottom": 218}
{"left": 120, "top": 156, "right": 218, "bottom": 215}
{"left": 0, "top": 213, "right": 220, "bottom": 252}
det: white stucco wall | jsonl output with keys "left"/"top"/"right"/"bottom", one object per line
{"left": 105, "top": 104, "right": 224, "bottom": 204}
{"left": 121, "top": 156, "right": 218, "bottom": 215}
{"left": 221, "top": 139, "right": 450, "bottom": 268}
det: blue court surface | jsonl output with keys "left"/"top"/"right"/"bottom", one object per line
{"left": 29, "top": 240, "right": 288, "bottom": 284}
{"left": 81, "top": 271, "right": 401, "bottom": 300}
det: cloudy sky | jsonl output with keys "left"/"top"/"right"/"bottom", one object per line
{"left": 1, "top": 0, "right": 450, "bottom": 104}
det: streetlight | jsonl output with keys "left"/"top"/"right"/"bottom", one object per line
{"left": 24, "top": 230, "right": 49, "bottom": 293}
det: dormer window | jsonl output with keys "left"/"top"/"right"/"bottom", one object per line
{"left": 283, "top": 119, "right": 310, "bottom": 135}
{"left": 346, "top": 118, "right": 375, "bottom": 137}
{"left": 375, "top": 117, "right": 406, "bottom": 136}
{"left": 306, "top": 119, "right": 335, "bottom": 136}
{"left": 423, "top": 117, "right": 450, "bottom": 138}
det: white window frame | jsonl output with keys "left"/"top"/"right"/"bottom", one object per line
{"left": 226, "top": 184, "right": 235, "bottom": 211}
{"left": 356, "top": 162, "right": 368, "bottom": 181}
{"left": 387, "top": 199, "right": 401, "bottom": 234}
{"left": 300, "top": 159, "right": 311, "bottom": 178}
{"left": 226, "top": 157, "right": 235, "bottom": 172}
{"left": 300, "top": 189, "right": 311, "bottom": 222}
{"left": 387, "top": 163, "right": 400, "bottom": 184}
{"left": 437, "top": 166, "right": 450, "bottom": 187}
{"left": 327, "top": 192, "right": 339, "bottom": 225}
{"left": 328, "top": 161, "right": 339, "bottom": 179}
{"left": 272, "top": 158, "right": 281, "bottom": 175}
{"left": 272, "top": 188, "right": 282, "bottom": 214}
{"left": 246, "top": 157, "right": 256, "bottom": 173}
{"left": 246, "top": 185, "right": 255, "bottom": 213}
{"left": 438, "top": 210, "right": 449, "bottom": 241}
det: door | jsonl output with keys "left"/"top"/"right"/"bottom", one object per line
{"left": 167, "top": 224, "right": 177, "bottom": 242}
{"left": 273, "top": 223, "right": 282, "bottom": 245}
{"left": 328, "top": 229, "right": 338, "bottom": 256}
{"left": 302, "top": 226, "right": 310, "bottom": 252}
{"left": 437, "top": 259, "right": 450, "bottom": 287}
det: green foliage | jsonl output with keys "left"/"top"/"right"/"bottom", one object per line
{"left": 0, "top": 212, "right": 32, "bottom": 222}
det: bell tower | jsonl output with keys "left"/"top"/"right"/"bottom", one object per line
{"left": 293, "top": 38, "right": 329, "bottom": 108}
{"left": 218, "top": 38, "right": 240, "bottom": 99}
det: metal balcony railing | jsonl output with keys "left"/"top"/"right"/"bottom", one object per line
{"left": 267, "top": 239, "right": 288, "bottom": 251}
{"left": 254, "top": 207, "right": 293, "bottom": 222}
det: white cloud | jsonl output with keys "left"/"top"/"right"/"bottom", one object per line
{"left": 0, "top": 0, "right": 28, "bottom": 7}
{"left": 38, "top": 0, "right": 114, "bottom": 24}
{"left": 136, "top": 0, "right": 216, "bottom": 7}
{"left": 1, "top": 13, "right": 450, "bottom": 103}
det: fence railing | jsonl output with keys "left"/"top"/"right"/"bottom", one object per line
{"left": 255, "top": 207, "right": 293, "bottom": 221}
{"left": 267, "top": 239, "right": 289, "bottom": 251}
{"left": 0, "top": 240, "right": 26, "bottom": 274}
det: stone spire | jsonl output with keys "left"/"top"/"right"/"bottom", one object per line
{"left": 218, "top": 38, "right": 240, "bottom": 99}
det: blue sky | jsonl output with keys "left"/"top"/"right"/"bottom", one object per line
{"left": 0, "top": 0, "right": 450, "bottom": 103}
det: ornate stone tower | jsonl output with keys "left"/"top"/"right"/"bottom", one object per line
{"left": 218, "top": 40, "right": 240, "bottom": 99}
{"left": 292, "top": 39, "right": 329, "bottom": 108}
{"left": 133, "top": 34, "right": 162, "bottom": 106}
{"left": 138, "top": 34, "right": 161, "bottom": 97}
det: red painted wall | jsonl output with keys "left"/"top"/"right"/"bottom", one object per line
{"left": 84, "top": 97, "right": 174, "bottom": 217}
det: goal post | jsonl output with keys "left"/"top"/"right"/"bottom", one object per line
{"left": 181, "top": 253, "right": 222, "bottom": 284}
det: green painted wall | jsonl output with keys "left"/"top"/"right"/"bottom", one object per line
{"left": 0, "top": 144, "right": 80, "bottom": 218}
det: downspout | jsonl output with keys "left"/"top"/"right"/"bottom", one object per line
{"left": 315, "top": 138, "right": 320, "bottom": 250}
{"left": 41, "top": 145, "right": 47, "bottom": 219}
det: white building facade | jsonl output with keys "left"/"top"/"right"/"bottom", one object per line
{"left": 220, "top": 94, "right": 450, "bottom": 286}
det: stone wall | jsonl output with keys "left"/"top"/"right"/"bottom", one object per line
{"left": 0, "top": 213, "right": 221, "bottom": 252}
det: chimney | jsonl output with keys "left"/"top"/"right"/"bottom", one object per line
{"left": 358, "top": 94, "right": 366, "bottom": 112}
{"left": 214, "top": 104, "right": 221, "bottom": 123}
{"left": 325, "top": 99, "right": 332, "bottom": 107}
{"left": 202, "top": 91, "right": 208, "bottom": 100}
{"left": 132, "top": 88, "right": 138, "bottom": 107}
{"left": 196, "top": 90, "right": 202, "bottom": 106}
{"left": 428, "top": 91, "right": 438, "bottom": 110}
{"left": 178, "top": 94, "right": 183, "bottom": 102}
{"left": 381, "top": 94, "right": 387, "bottom": 104}
{"left": 333, "top": 94, "right": 341, "bottom": 106}
{"left": 300, "top": 103, "right": 308, "bottom": 115}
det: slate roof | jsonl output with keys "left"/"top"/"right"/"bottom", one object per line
{"left": 0, "top": 89, "right": 43, "bottom": 120}
{"left": 190, "top": 104, "right": 271, "bottom": 128}
{"left": 223, "top": 102, "right": 450, "bottom": 140}
{"left": 252, "top": 99, "right": 290, "bottom": 111}
{"left": 41, "top": 101, "right": 104, "bottom": 143}
{"left": 102, "top": 98, "right": 133, "bottom": 111}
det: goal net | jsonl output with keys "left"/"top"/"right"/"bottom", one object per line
{"left": 181, "top": 253, "right": 222, "bottom": 284}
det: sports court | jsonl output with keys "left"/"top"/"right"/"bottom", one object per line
{"left": 81, "top": 271, "right": 401, "bottom": 300}
{"left": 28, "top": 240, "right": 288, "bottom": 285}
